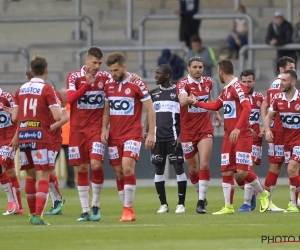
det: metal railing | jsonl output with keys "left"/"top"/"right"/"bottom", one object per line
{"left": 238, "top": 43, "right": 300, "bottom": 73}
{"left": 76, "top": 45, "right": 187, "bottom": 70}
{"left": 138, "top": 13, "right": 254, "bottom": 76}
{"left": 0, "top": 16, "right": 93, "bottom": 48}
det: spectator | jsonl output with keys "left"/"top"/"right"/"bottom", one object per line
{"left": 174, "top": 0, "right": 200, "bottom": 48}
{"left": 184, "top": 35, "right": 216, "bottom": 77}
{"left": 266, "top": 10, "right": 297, "bottom": 63}
{"left": 158, "top": 49, "right": 185, "bottom": 84}
{"left": 227, "top": 5, "right": 248, "bottom": 59}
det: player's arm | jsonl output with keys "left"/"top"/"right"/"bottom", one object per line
{"left": 143, "top": 99, "right": 156, "bottom": 149}
{"left": 11, "top": 106, "right": 19, "bottom": 123}
{"left": 189, "top": 94, "right": 223, "bottom": 111}
{"left": 263, "top": 108, "right": 277, "bottom": 143}
{"left": 50, "top": 106, "right": 61, "bottom": 121}
{"left": 178, "top": 92, "right": 191, "bottom": 107}
{"left": 50, "top": 109, "right": 69, "bottom": 131}
{"left": 143, "top": 114, "right": 149, "bottom": 140}
{"left": 101, "top": 100, "right": 110, "bottom": 144}
{"left": 209, "top": 93, "right": 222, "bottom": 127}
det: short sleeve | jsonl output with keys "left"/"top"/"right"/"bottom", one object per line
{"left": 136, "top": 80, "right": 151, "bottom": 102}
{"left": 176, "top": 80, "right": 188, "bottom": 96}
{"left": 66, "top": 72, "right": 77, "bottom": 91}
{"left": 269, "top": 98, "right": 278, "bottom": 113}
{"left": 44, "top": 85, "right": 59, "bottom": 108}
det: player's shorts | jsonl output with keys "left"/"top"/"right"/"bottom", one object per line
{"left": 69, "top": 131, "right": 105, "bottom": 166}
{"left": 151, "top": 141, "right": 185, "bottom": 166}
{"left": 50, "top": 141, "right": 62, "bottom": 164}
{"left": 108, "top": 138, "right": 142, "bottom": 166}
{"left": 19, "top": 142, "right": 54, "bottom": 171}
{"left": 181, "top": 132, "right": 214, "bottom": 159}
{"left": 252, "top": 140, "right": 262, "bottom": 165}
{"left": 284, "top": 144, "right": 300, "bottom": 165}
{"left": 268, "top": 131, "right": 284, "bottom": 164}
{"left": 0, "top": 145, "right": 15, "bottom": 170}
{"left": 221, "top": 136, "right": 253, "bottom": 172}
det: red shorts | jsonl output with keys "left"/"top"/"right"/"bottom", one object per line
{"left": 0, "top": 145, "right": 15, "bottom": 170}
{"left": 19, "top": 143, "right": 54, "bottom": 171}
{"left": 181, "top": 132, "right": 214, "bottom": 159}
{"left": 69, "top": 131, "right": 105, "bottom": 166}
{"left": 284, "top": 144, "right": 300, "bottom": 165}
{"left": 50, "top": 141, "right": 61, "bottom": 165}
{"left": 268, "top": 131, "right": 284, "bottom": 164}
{"left": 108, "top": 138, "right": 142, "bottom": 166}
{"left": 252, "top": 140, "right": 262, "bottom": 165}
{"left": 221, "top": 136, "right": 253, "bottom": 172}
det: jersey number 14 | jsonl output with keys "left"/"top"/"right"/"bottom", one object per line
{"left": 23, "top": 98, "right": 37, "bottom": 117}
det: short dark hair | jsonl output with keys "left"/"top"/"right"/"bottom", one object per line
{"left": 277, "top": 56, "right": 295, "bottom": 73}
{"left": 283, "top": 69, "right": 297, "bottom": 81}
{"left": 240, "top": 69, "right": 255, "bottom": 80}
{"left": 26, "top": 69, "right": 33, "bottom": 80}
{"left": 218, "top": 60, "right": 234, "bottom": 75}
{"left": 187, "top": 56, "right": 203, "bottom": 67}
{"left": 87, "top": 46, "right": 103, "bottom": 59}
{"left": 158, "top": 64, "right": 173, "bottom": 77}
{"left": 105, "top": 52, "right": 125, "bottom": 66}
{"left": 190, "top": 35, "right": 202, "bottom": 44}
{"left": 30, "top": 55, "right": 47, "bottom": 76}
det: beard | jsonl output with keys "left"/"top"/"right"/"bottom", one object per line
{"left": 282, "top": 84, "right": 292, "bottom": 92}
{"left": 114, "top": 72, "right": 125, "bottom": 82}
{"left": 218, "top": 73, "right": 224, "bottom": 83}
{"left": 248, "top": 87, "right": 254, "bottom": 95}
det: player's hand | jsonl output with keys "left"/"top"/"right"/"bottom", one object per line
{"left": 3, "top": 106, "right": 13, "bottom": 115}
{"left": 101, "top": 129, "right": 109, "bottom": 144}
{"left": 188, "top": 93, "right": 197, "bottom": 105}
{"left": 145, "top": 133, "right": 155, "bottom": 149}
{"left": 250, "top": 128, "right": 258, "bottom": 139}
{"left": 258, "top": 128, "right": 265, "bottom": 137}
{"left": 9, "top": 135, "right": 19, "bottom": 152}
{"left": 229, "top": 128, "right": 240, "bottom": 143}
{"left": 85, "top": 66, "right": 97, "bottom": 85}
{"left": 265, "top": 129, "right": 274, "bottom": 143}
{"left": 173, "top": 137, "right": 181, "bottom": 151}
{"left": 143, "top": 132, "right": 148, "bottom": 141}
{"left": 213, "top": 112, "right": 222, "bottom": 127}
{"left": 131, "top": 73, "right": 142, "bottom": 81}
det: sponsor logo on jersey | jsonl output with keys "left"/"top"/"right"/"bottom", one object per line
{"left": 221, "top": 153, "right": 230, "bottom": 165}
{"left": 181, "top": 142, "right": 194, "bottom": 154}
{"left": 285, "top": 151, "right": 291, "bottom": 163}
{"left": 19, "top": 130, "right": 42, "bottom": 141}
{"left": 0, "top": 111, "right": 12, "bottom": 128}
{"left": 249, "top": 109, "right": 260, "bottom": 124}
{"left": 91, "top": 142, "right": 105, "bottom": 155}
{"left": 32, "top": 149, "right": 48, "bottom": 165}
{"left": 77, "top": 91, "right": 105, "bottom": 109}
{"left": 19, "top": 86, "right": 42, "bottom": 95}
{"left": 68, "top": 146, "right": 80, "bottom": 159}
{"left": 252, "top": 145, "right": 262, "bottom": 159}
{"left": 19, "top": 120, "right": 41, "bottom": 128}
{"left": 223, "top": 101, "right": 236, "bottom": 119}
{"left": 124, "top": 140, "right": 141, "bottom": 155}
{"left": 275, "top": 145, "right": 284, "bottom": 157}
{"left": 153, "top": 100, "right": 179, "bottom": 113}
{"left": 188, "top": 95, "right": 208, "bottom": 113}
{"left": 109, "top": 96, "right": 134, "bottom": 115}
{"left": 170, "top": 93, "right": 176, "bottom": 99}
{"left": 292, "top": 146, "right": 300, "bottom": 158}
{"left": 19, "top": 142, "right": 37, "bottom": 150}
{"left": 280, "top": 113, "right": 300, "bottom": 129}
{"left": 236, "top": 151, "right": 252, "bottom": 165}
{"left": 19, "top": 151, "right": 29, "bottom": 166}
{"left": 108, "top": 146, "right": 119, "bottom": 160}
{"left": 270, "top": 83, "right": 280, "bottom": 89}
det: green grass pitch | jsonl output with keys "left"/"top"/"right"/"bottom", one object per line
{"left": 0, "top": 185, "right": 299, "bottom": 250}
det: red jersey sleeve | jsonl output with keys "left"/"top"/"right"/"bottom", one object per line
{"left": 14, "top": 88, "right": 20, "bottom": 106}
{"left": 264, "top": 89, "right": 271, "bottom": 106}
{"left": 66, "top": 72, "right": 91, "bottom": 104}
{"left": 44, "top": 85, "right": 59, "bottom": 108}
{"left": 235, "top": 100, "right": 251, "bottom": 131}
{"left": 195, "top": 98, "right": 223, "bottom": 111}
{"left": 269, "top": 96, "right": 279, "bottom": 113}
{"left": 176, "top": 79, "right": 189, "bottom": 96}
{"left": 135, "top": 80, "right": 151, "bottom": 102}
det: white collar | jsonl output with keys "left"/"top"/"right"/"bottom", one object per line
{"left": 277, "top": 74, "right": 281, "bottom": 79}
{"left": 224, "top": 77, "right": 238, "bottom": 89}
{"left": 187, "top": 75, "right": 203, "bottom": 84}
{"left": 282, "top": 89, "right": 298, "bottom": 102}
{"left": 119, "top": 74, "right": 132, "bottom": 85}
{"left": 30, "top": 77, "right": 45, "bottom": 83}
{"left": 0, "top": 88, "right": 2, "bottom": 96}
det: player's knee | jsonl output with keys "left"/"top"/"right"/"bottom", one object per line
{"left": 287, "top": 164, "right": 298, "bottom": 177}
{"left": 155, "top": 165, "right": 165, "bottom": 175}
{"left": 5, "top": 168, "right": 16, "bottom": 177}
{"left": 77, "top": 164, "right": 89, "bottom": 172}
{"left": 122, "top": 166, "right": 134, "bottom": 176}
{"left": 26, "top": 169, "right": 35, "bottom": 179}
{"left": 173, "top": 164, "right": 184, "bottom": 175}
{"left": 199, "top": 162, "right": 209, "bottom": 170}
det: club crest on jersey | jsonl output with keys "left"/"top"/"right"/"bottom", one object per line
{"left": 125, "top": 88, "right": 131, "bottom": 95}
{"left": 98, "top": 82, "right": 103, "bottom": 89}
{"left": 257, "top": 101, "right": 261, "bottom": 107}
{"left": 227, "top": 92, "right": 230, "bottom": 98}
{"left": 0, "top": 102, "right": 3, "bottom": 109}
{"left": 170, "top": 93, "right": 176, "bottom": 99}
{"left": 205, "top": 86, "right": 210, "bottom": 93}
{"left": 296, "top": 104, "right": 300, "bottom": 111}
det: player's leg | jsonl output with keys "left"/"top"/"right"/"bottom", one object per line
{"left": 89, "top": 135, "right": 105, "bottom": 221}
{"left": 0, "top": 165, "right": 18, "bottom": 215}
{"left": 265, "top": 132, "right": 284, "bottom": 211}
{"left": 234, "top": 137, "right": 269, "bottom": 213}
{"left": 182, "top": 141, "right": 199, "bottom": 197}
{"left": 196, "top": 137, "right": 213, "bottom": 214}
{"left": 151, "top": 142, "right": 169, "bottom": 213}
{"left": 168, "top": 141, "right": 187, "bottom": 214}
{"left": 213, "top": 138, "right": 235, "bottom": 215}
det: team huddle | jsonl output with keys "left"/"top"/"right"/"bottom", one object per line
{"left": 0, "top": 46, "right": 299, "bottom": 225}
